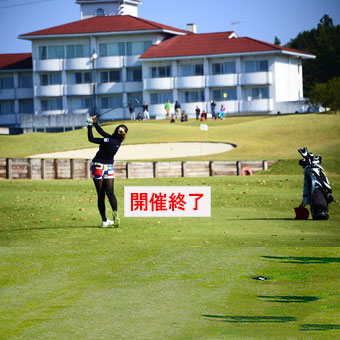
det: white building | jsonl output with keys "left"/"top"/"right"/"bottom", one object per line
{"left": 0, "top": 0, "right": 315, "bottom": 132}
{"left": 0, "top": 54, "right": 33, "bottom": 132}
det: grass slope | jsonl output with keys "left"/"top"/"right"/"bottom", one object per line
{"left": 1, "top": 114, "right": 339, "bottom": 173}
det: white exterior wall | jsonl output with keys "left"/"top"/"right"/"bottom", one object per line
{"left": 1, "top": 34, "right": 311, "bottom": 129}
{"left": 79, "top": 1, "right": 139, "bottom": 19}
{"left": 0, "top": 70, "right": 34, "bottom": 127}
{"left": 273, "top": 56, "right": 303, "bottom": 102}
{"left": 143, "top": 54, "right": 279, "bottom": 118}
{"left": 29, "top": 33, "right": 167, "bottom": 120}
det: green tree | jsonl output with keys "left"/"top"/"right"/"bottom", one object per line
{"left": 286, "top": 15, "right": 340, "bottom": 96}
{"left": 274, "top": 36, "right": 281, "bottom": 45}
{"left": 309, "top": 77, "right": 340, "bottom": 113}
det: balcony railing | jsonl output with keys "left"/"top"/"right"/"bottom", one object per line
{"left": 96, "top": 82, "right": 124, "bottom": 94}
{"left": 175, "top": 76, "right": 205, "bottom": 89}
{"left": 64, "top": 58, "right": 92, "bottom": 71}
{"left": 96, "top": 56, "right": 124, "bottom": 69}
{"left": 35, "top": 85, "right": 64, "bottom": 97}
{"left": 207, "top": 74, "right": 238, "bottom": 87}
{"left": 65, "top": 84, "right": 92, "bottom": 96}
{"left": 144, "top": 77, "right": 174, "bottom": 91}
{"left": 240, "top": 99, "right": 273, "bottom": 112}
{"left": 0, "top": 89, "right": 15, "bottom": 100}
{"left": 34, "top": 59, "right": 63, "bottom": 72}
{"left": 239, "top": 72, "right": 272, "bottom": 85}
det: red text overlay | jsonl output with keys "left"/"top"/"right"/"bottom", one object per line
{"left": 124, "top": 186, "right": 211, "bottom": 217}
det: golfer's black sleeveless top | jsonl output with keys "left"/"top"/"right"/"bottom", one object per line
{"left": 88, "top": 125, "right": 121, "bottom": 164}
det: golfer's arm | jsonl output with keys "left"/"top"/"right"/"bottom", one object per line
{"left": 93, "top": 122, "right": 111, "bottom": 138}
{"left": 87, "top": 126, "right": 102, "bottom": 144}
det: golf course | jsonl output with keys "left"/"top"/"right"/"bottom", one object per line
{"left": 1, "top": 113, "right": 340, "bottom": 339}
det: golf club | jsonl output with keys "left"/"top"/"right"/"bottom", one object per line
{"left": 92, "top": 98, "right": 140, "bottom": 119}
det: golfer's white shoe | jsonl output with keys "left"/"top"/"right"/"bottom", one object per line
{"left": 113, "top": 211, "right": 120, "bottom": 228}
{"left": 101, "top": 219, "right": 114, "bottom": 228}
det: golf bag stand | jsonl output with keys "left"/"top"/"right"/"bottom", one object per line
{"left": 298, "top": 147, "right": 334, "bottom": 220}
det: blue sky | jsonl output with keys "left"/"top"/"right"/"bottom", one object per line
{"left": 0, "top": 0, "right": 339, "bottom": 53}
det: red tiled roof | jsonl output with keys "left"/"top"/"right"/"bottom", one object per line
{"left": 140, "top": 32, "right": 313, "bottom": 59}
{"left": 0, "top": 53, "right": 32, "bottom": 70}
{"left": 19, "top": 15, "right": 190, "bottom": 37}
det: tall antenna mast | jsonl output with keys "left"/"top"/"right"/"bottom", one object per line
{"left": 231, "top": 21, "right": 242, "bottom": 33}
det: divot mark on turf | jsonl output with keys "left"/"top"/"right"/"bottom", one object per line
{"left": 252, "top": 276, "right": 269, "bottom": 281}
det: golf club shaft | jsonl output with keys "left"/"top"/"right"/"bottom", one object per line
{"left": 92, "top": 98, "right": 140, "bottom": 119}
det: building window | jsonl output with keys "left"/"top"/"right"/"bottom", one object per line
{"left": 69, "top": 97, "right": 92, "bottom": 110}
{"left": 99, "top": 42, "right": 125, "bottom": 57}
{"left": 150, "top": 65, "right": 171, "bottom": 78}
{"left": 19, "top": 99, "right": 34, "bottom": 113}
{"left": 69, "top": 72, "right": 92, "bottom": 84}
{"left": 96, "top": 8, "right": 105, "bottom": 16}
{"left": 99, "top": 41, "right": 152, "bottom": 57}
{"left": 244, "top": 87, "right": 269, "bottom": 100}
{"left": 244, "top": 60, "right": 268, "bottom": 73}
{"left": 212, "top": 61, "right": 236, "bottom": 75}
{"left": 180, "top": 64, "right": 203, "bottom": 76}
{"left": 41, "top": 98, "right": 62, "bottom": 111}
{"left": 100, "top": 95, "right": 123, "bottom": 109}
{"left": 0, "top": 76, "right": 14, "bottom": 89}
{"left": 212, "top": 88, "right": 237, "bottom": 101}
{"left": 126, "top": 41, "right": 152, "bottom": 56}
{"left": 39, "top": 45, "right": 65, "bottom": 60}
{"left": 182, "top": 90, "right": 205, "bottom": 103}
{"left": 19, "top": 73, "right": 33, "bottom": 88}
{"left": 127, "top": 67, "right": 142, "bottom": 82}
{"left": 150, "top": 91, "right": 173, "bottom": 105}
{"left": 40, "top": 72, "right": 62, "bottom": 86}
{"left": 100, "top": 70, "right": 121, "bottom": 83}
{"left": 0, "top": 100, "right": 14, "bottom": 114}
{"left": 66, "top": 44, "right": 91, "bottom": 58}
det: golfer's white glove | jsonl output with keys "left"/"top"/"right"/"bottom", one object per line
{"left": 86, "top": 117, "right": 93, "bottom": 126}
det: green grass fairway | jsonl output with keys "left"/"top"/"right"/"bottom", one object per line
{"left": 1, "top": 113, "right": 340, "bottom": 339}
{"left": 1, "top": 176, "right": 340, "bottom": 339}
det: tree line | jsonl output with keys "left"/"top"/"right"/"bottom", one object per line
{"left": 278, "top": 15, "right": 340, "bottom": 112}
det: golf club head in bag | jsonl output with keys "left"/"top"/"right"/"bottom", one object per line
{"left": 313, "top": 155, "right": 322, "bottom": 165}
{"left": 298, "top": 147, "right": 314, "bottom": 167}
{"left": 298, "top": 146, "right": 308, "bottom": 159}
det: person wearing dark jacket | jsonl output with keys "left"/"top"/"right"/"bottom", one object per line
{"left": 87, "top": 115, "right": 128, "bottom": 227}
{"left": 143, "top": 101, "right": 150, "bottom": 120}
{"left": 174, "top": 100, "right": 181, "bottom": 119}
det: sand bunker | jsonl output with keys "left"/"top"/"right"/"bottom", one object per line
{"left": 30, "top": 142, "right": 235, "bottom": 160}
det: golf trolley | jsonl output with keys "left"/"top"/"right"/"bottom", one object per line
{"left": 297, "top": 147, "right": 334, "bottom": 220}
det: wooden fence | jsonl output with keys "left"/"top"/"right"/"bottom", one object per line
{"left": 0, "top": 158, "right": 275, "bottom": 180}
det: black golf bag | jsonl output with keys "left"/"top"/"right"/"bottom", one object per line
{"left": 298, "top": 147, "right": 334, "bottom": 220}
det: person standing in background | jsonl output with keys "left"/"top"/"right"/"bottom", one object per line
{"left": 165, "top": 99, "right": 171, "bottom": 119}
{"left": 143, "top": 101, "right": 150, "bottom": 120}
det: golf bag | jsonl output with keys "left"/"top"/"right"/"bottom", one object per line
{"left": 298, "top": 147, "right": 334, "bottom": 220}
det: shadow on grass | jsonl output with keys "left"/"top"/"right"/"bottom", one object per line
{"left": 225, "top": 218, "right": 294, "bottom": 221}
{"left": 202, "top": 315, "right": 296, "bottom": 323}
{"left": 3, "top": 225, "right": 113, "bottom": 232}
{"left": 258, "top": 295, "right": 320, "bottom": 303}
{"left": 300, "top": 324, "right": 340, "bottom": 331}
{"left": 262, "top": 256, "right": 340, "bottom": 264}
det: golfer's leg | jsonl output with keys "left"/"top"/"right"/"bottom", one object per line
{"left": 103, "top": 178, "right": 117, "bottom": 212}
{"left": 93, "top": 178, "right": 107, "bottom": 221}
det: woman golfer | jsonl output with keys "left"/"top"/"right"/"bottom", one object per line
{"left": 87, "top": 115, "right": 128, "bottom": 227}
